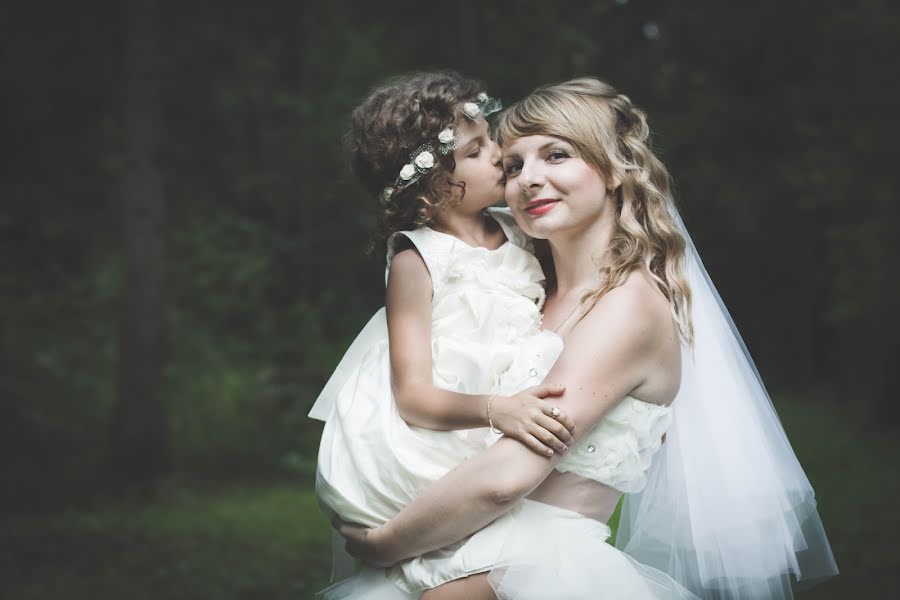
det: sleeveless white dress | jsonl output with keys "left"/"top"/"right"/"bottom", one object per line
{"left": 310, "top": 207, "right": 559, "bottom": 528}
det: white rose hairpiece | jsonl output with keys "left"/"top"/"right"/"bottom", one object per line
{"left": 380, "top": 92, "right": 502, "bottom": 204}
{"left": 413, "top": 151, "right": 435, "bottom": 169}
{"left": 462, "top": 92, "right": 502, "bottom": 121}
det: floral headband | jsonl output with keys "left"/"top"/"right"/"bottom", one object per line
{"left": 381, "top": 92, "right": 502, "bottom": 204}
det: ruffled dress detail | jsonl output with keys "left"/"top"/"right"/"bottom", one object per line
{"left": 556, "top": 396, "right": 672, "bottom": 493}
{"left": 312, "top": 208, "right": 553, "bottom": 528}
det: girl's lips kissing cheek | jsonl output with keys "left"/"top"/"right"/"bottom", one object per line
{"left": 524, "top": 199, "right": 560, "bottom": 216}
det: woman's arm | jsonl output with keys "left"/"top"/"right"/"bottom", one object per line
{"left": 339, "top": 283, "right": 664, "bottom": 566}
{"left": 386, "top": 248, "right": 573, "bottom": 455}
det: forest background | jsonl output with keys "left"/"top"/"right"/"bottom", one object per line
{"left": 2, "top": 0, "right": 898, "bottom": 598}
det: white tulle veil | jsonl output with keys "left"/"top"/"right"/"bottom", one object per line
{"left": 615, "top": 210, "right": 839, "bottom": 599}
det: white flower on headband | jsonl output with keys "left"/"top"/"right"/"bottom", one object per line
{"left": 477, "top": 92, "right": 488, "bottom": 102}
{"left": 414, "top": 151, "right": 435, "bottom": 169}
{"left": 463, "top": 102, "right": 481, "bottom": 118}
{"left": 399, "top": 164, "right": 416, "bottom": 180}
{"left": 438, "top": 128, "right": 455, "bottom": 144}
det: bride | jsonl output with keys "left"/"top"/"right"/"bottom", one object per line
{"left": 329, "top": 78, "right": 838, "bottom": 599}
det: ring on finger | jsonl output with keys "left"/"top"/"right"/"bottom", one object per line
{"left": 550, "top": 406, "right": 561, "bottom": 418}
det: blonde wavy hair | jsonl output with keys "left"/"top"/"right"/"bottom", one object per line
{"left": 496, "top": 78, "right": 693, "bottom": 342}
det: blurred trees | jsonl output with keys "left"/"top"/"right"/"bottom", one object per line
{"left": 1, "top": 0, "right": 897, "bottom": 511}
{"left": 113, "top": 0, "right": 169, "bottom": 484}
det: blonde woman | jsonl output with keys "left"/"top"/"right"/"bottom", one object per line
{"left": 331, "top": 79, "right": 837, "bottom": 600}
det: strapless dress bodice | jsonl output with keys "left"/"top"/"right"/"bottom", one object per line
{"left": 496, "top": 329, "right": 673, "bottom": 494}
{"left": 557, "top": 396, "right": 671, "bottom": 493}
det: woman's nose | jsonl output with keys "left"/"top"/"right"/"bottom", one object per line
{"left": 519, "top": 161, "right": 545, "bottom": 191}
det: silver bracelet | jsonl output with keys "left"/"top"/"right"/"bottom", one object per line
{"left": 487, "top": 393, "right": 503, "bottom": 434}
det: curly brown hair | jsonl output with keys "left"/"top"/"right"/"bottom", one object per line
{"left": 345, "top": 71, "right": 484, "bottom": 260}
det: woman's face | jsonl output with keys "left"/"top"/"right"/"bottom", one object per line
{"left": 502, "top": 134, "right": 614, "bottom": 239}
{"left": 448, "top": 116, "right": 505, "bottom": 213}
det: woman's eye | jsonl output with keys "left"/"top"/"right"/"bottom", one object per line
{"left": 468, "top": 149, "right": 481, "bottom": 158}
{"left": 503, "top": 163, "right": 521, "bottom": 176}
{"left": 548, "top": 149, "right": 569, "bottom": 161}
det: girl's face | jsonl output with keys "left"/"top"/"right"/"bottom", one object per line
{"left": 447, "top": 116, "right": 505, "bottom": 213}
{"left": 502, "top": 134, "right": 614, "bottom": 239}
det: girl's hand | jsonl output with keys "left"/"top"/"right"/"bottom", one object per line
{"left": 331, "top": 516, "right": 397, "bottom": 568}
{"left": 490, "top": 383, "right": 574, "bottom": 457}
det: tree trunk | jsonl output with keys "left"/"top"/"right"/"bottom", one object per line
{"left": 112, "top": 0, "right": 169, "bottom": 484}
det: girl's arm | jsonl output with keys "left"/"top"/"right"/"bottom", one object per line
{"left": 339, "top": 282, "right": 666, "bottom": 566}
{"left": 386, "top": 248, "right": 573, "bottom": 455}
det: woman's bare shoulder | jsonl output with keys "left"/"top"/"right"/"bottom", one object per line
{"left": 565, "top": 269, "right": 679, "bottom": 397}
{"left": 559, "top": 273, "right": 662, "bottom": 374}
{"left": 595, "top": 269, "right": 680, "bottom": 400}
{"left": 580, "top": 269, "right": 671, "bottom": 335}
{"left": 619, "top": 267, "right": 671, "bottom": 304}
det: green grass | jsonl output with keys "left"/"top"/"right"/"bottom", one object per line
{"left": 1, "top": 395, "right": 897, "bottom": 598}
{"left": 0, "top": 482, "right": 333, "bottom": 599}
{"left": 775, "top": 395, "right": 900, "bottom": 598}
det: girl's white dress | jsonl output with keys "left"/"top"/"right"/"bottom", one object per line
{"left": 310, "top": 206, "right": 558, "bottom": 529}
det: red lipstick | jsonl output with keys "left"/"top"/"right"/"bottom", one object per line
{"left": 524, "top": 198, "right": 559, "bottom": 216}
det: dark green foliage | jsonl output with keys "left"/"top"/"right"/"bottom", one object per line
{"left": 2, "top": 395, "right": 897, "bottom": 597}
{"left": 1, "top": 0, "right": 896, "bottom": 537}
{"left": 0, "top": 482, "right": 333, "bottom": 598}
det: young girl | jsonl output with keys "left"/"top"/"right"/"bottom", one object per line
{"left": 309, "top": 71, "right": 575, "bottom": 582}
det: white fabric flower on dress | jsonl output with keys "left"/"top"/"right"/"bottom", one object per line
{"left": 438, "top": 128, "right": 455, "bottom": 144}
{"left": 463, "top": 102, "right": 481, "bottom": 118}
{"left": 399, "top": 164, "right": 416, "bottom": 180}
{"left": 414, "top": 151, "right": 435, "bottom": 169}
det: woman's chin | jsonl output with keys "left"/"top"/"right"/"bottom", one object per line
{"left": 519, "top": 214, "right": 566, "bottom": 239}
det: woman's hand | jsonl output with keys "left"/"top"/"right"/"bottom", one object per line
{"left": 490, "top": 383, "right": 574, "bottom": 456}
{"left": 332, "top": 516, "right": 397, "bottom": 568}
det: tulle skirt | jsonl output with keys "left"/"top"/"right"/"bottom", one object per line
{"left": 319, "top": 500, "right": 699, "bottom": 599}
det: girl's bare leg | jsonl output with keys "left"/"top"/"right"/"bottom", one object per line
{"left": 420, "top": 573, "right": 495, "bottom": 600}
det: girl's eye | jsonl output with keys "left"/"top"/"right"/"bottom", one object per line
{"left": 468, "top": 148, "right": 481, "bottom": 158}
{"left": 548, "top": 149, "right": 570, "bottom": 161}
{"left": 503, "top": 163, "right": 521, "bottom": 176}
